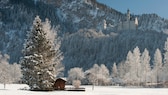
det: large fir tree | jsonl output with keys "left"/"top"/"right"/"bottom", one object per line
{"left": 20, "top": 16, "right": 61, "bottom": 91}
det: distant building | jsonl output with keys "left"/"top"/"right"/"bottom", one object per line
{"left": 117, "top": 9, "right": 138, "bottom": 31}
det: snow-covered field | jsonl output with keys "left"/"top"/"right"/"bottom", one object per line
{"left": 0, "top": 84, "right": 168, "bottom": 95}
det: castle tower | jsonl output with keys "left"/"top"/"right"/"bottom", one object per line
{"left": 127, "top": 9, "right": 130, "bottom": 21}
{"left": 135, "top": 17, "right": 138, "bottom": 30}
{"left": 103, "top": 19, "right": 107, "bottom": 29}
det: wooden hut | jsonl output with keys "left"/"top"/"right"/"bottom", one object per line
{"left": 53, "top": 78, "right": 66, "bottom": 90}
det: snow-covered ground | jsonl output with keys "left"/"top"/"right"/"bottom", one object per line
{"left": 0, "top": 84, "right": 168, "bottom": 95}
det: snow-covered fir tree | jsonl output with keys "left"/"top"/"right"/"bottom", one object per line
{"left": 20, "top": 16, "right": 63, "bottom": 91}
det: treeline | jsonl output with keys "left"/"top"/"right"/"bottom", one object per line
{"left": 67, "top": 43, "right": 168, "bottom": 87}
{"left": 61, "top": 29, "right": 168, "bottom": 74}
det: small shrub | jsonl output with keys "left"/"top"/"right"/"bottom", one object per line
{"left": 73, "top": 80, "right": 81, "bottom": 88}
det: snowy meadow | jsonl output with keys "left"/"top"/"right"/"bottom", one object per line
{"left": 1, "top": 84, "right": 168, "bottom": 95}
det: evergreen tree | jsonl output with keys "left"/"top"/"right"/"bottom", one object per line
{"left": 124, "top": 51, "right": 133, "bottom": 84}
{"left": 43, "top": 18, "right": 64, "bottom": 77}
{"left": 112, "top": 62, "right": 118, "bottom": 78}
{"left": 163, "top": 38, "right": 168, "bottom": 82}
{"left": 164, "top": 38, "right": 168, "bottom": 64}
{"left": 20, "top": 16, "right": 61, "bottom": 91}
{"left": 124, "top": 47, "right": 141, "bottom": 85}
{"left": 153, "top": 48, "right": 162, "bottom": 83}
{"left": 140, "top": 48, "right": 151, "bottom": 83}
{"left": 133, "top": 46, "right": 142, "bottom": 85}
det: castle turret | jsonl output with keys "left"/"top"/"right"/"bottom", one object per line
{"left": 127, "top": 9, "right": 130, "bottom": 21}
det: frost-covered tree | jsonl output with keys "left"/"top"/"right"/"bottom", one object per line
{"left": 124, "top": 51, "right": 134, "bottom": 85}
{"left": 20, "top": 16, "right": 62, "bottom": 91}
{"left": 86, "top": 64, "right": 99, "bottom": 85}
{"left": 140, "top": 48, "right": 151, "bottom": 83}
{"left": 124, "top": 47, "right": 141, "bottom": 85}
{"left": 163, "top": 38, "right": 168, "bottom": 82}
{"left": 0, "top": 53, "right": 11, "bottom": 89}
{"left": 86, "top": 64, "right": 110, "bottom": 86}
{"left": 133, "top": 46, "right": 141, "bottom": 81}
{"left": 112, "top": 62, "right": 118, "bottom": 78}
{"left": 68, "top": 67, "right": 84, "bottom": 84}
{"left": 120, "top": 47, "right": 152, "bottom": 86}
{"left": 73, "top": 80, "right": 81, "bottom": 88}
{"left": 153, "top": 48, "right": 163, "bottom": 83}
{"left": 100, "top": 64, "right": 110, "bottom": 79}
{"left": 43, "top": 18, "right": 64, "bottom": 77}
{"left": 42, "top": 18, "right": 56, "bottom": 44}
{"left": 9, "top": 63, "right": 22, "bottom": 83}
{"left": 0, "top": 53, "right": 22, "bottom": 89}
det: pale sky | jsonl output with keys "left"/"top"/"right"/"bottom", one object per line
{"left": 97, "top": 0, "right": 168, "bottom": 19}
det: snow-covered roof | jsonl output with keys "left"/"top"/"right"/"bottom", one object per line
{"left": 56, "top": 77, "right": 67, "bottom": 81}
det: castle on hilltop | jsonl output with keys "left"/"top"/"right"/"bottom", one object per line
{"left": 117, "top": 9, "right": 138, "bottom": 31}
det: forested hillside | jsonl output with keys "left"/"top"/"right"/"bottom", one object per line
{"left": 62, "top": 29, "right": 168, "bottom": 72}
{"left": 1, "top": 0, "right": 168, "bottom": 74}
